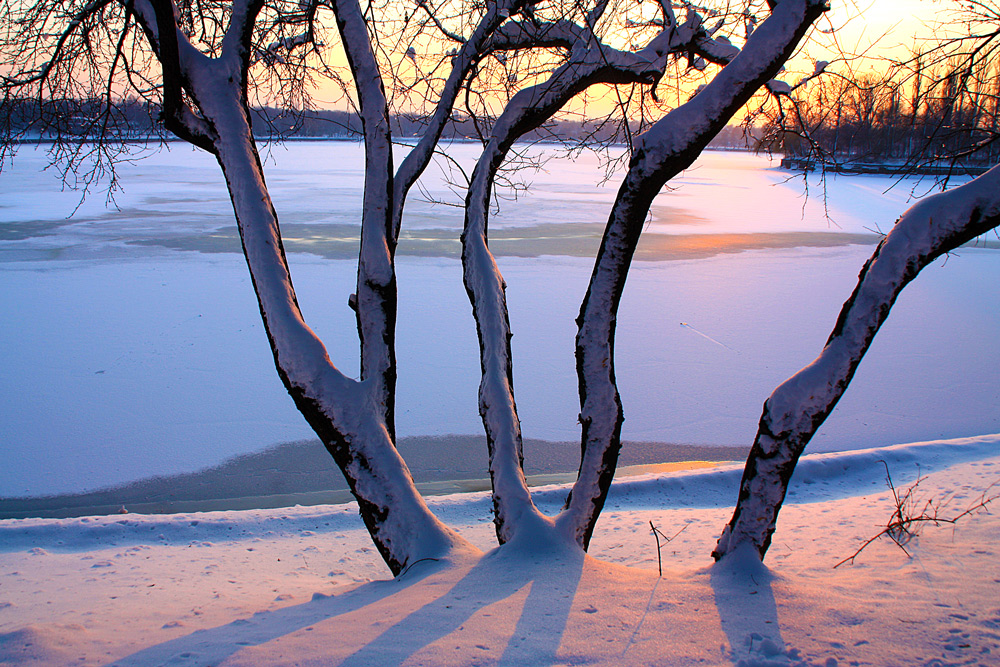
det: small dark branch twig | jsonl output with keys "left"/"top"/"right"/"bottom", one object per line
{"left": 834, "top": 461, "right": 999, "bottom": 568}
{"left": 650, "top": 521, "right": 687, "bottom": 577}
{"left": 416, "top": 0, "right": 465, "bottom": 43}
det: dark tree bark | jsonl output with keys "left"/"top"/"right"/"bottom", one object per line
{"left": 713, "top": 165, "right": 1000, "bottom": 561}
{"left": 561, "top": 0, "right": 829, "bottom": 549}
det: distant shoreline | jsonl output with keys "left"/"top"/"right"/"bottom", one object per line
{"left": 0, "top": 436, "right": 747, "bottom": 520}
{"left": 8, "top": 136, "right": 752, "bottom": 151}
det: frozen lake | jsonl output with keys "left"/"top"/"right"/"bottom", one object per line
{"left": 1, "top": 142, "right": 998, "bottom": 497}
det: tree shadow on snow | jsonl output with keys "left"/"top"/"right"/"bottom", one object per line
{"left": 710, "top": 546, "right": 791, "bottom": 666}
{"left": 103, "top": 562, "right": 437, "bottom": 667}
{"left": 105, "top": 542, "right": 583, "bottom": 667}
{"left": 336, "top": 540, "right": 584, "bottom": 667}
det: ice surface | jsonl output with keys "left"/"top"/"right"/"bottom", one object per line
{"left": 0, "top": 143, "right": 955, "bottom": 235}
{"left": 1, "top": 143, "right": 997, "bottom": 496}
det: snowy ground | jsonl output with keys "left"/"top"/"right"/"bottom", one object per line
{"left": 1, "top": 435, "right": 998, "bottom": 666}
{"left": 2, "top": 144, "right": 998, "bottom": 497}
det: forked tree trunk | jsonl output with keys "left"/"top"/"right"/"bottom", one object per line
{"left": 562, "top": 0, "right": 828, "bottom": 549}
{"left": 460, "top": 12, "right": 731, "bottom": 545}
{"left": 713, "top": 165, "right": 1000, "bottom": 561}
{"left": 206, "top": 89, "right": 473, "bottom": 575}
{"left": 126, "top": 0, "right": 476, "bottom": 575}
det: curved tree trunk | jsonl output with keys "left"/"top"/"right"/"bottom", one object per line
{"left": 713, "top": 165, "right": 1000, "bottom": 561}
{"left": 460, "top": 13, "right": 722, "bottom": 544}
{"left": 562, "top": 0, "right": 827, "bottom": 549}
{"left": 125, "top": 0, "right": 477, "bottom": 575}
{"left": 462, "top": 128, "right": 550, "bottom": 545}
{"left": 206, "top": 88, "right": 473, "bottom": 575}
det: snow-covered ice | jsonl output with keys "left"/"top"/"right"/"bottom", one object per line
{"left": 1, "top": 140, "right": 998, "bottom": 663}
{"left": 1, "top": 143, "right": 998, "bottom": 497}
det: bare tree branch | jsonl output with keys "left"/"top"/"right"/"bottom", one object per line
{"left": 561, "top": 0, "right": 829, "bottom": 550}
{"left": 714, "top": 165, "right": 1000, "bottom": 561}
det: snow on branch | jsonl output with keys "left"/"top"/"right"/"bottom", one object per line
{"left": 252, "top": 0, "right": 326, "bottom": 65}
{"left": 764, "top": 59, "right": 827, "bottom": 97}
{"left": 460, "top": 5, "right": 734, "bottom": 545}
{"left": 560, "top": 0, "right": 829, "bottom": 550}
{"left": 486, "top": 18, "right": 589, "bottom": 51}
{"left": 129, "top": 0, "right": 217, "bottom": 151}
{"left": 655, "top": 0, "right": 677, "bottom": 28}
{"left": 714, "top": 165, "right": 1000, "bottom": 562}
{"left": 223, "top": 0, "right": 266, "bottom": 60}
{"left": 255, "top": 31, "right": 315, "bottom": 64}
{"left": 692, "top": 30, "right": 740, "bottom": 65}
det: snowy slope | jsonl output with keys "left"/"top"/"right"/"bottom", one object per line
{"left": 1, "top": 436, "right": 998, "bottom": 666}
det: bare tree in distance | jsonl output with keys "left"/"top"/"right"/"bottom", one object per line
{"left": 890, "top": 0, "right": 1000, "bottom": 171}
{"left": 751, "top": 0, "right": 1000, "bottom": 174}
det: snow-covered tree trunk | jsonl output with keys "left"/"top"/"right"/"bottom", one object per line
{"left": 125, "top": 0, "right": 474, "bottom": 576}
{"left": 460, "top": 10, "right": 731, "bottom": 544}
{"left": 212, "top": 105, "right": 467, "bottom": 575}
{"left": 463, "top": 149, "right": 547, "bottom": 542}
{"left": 713, "top": 166, "right": 1000, "bottom": 561}
{"left": 561, "top": 0, "right": 827, "bottom": 549}
{"left": 459, "top": 70, "right": 587, "bottom": 542}
{"left": 331, "top": 0, "right": 399, "bottom": 438}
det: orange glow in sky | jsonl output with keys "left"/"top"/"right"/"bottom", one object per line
{"left": 307, "top": 0, "right": 956, "bottom": 116}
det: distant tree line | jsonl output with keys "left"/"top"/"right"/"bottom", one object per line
{"left": 1, "top": 97, "right": 749, "bottom": 150}
{"left": 0, "top": 98, "right": 358, "bottom": 141}
{"left": 757, "top": 57, "right": 1000, "bottom": 169}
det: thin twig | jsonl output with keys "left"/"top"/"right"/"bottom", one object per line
{"left": 650, "top": 521, "right": 687, "bottom": 576}
{"left": 834, "top": 461, "right": 998, "bottom": 568}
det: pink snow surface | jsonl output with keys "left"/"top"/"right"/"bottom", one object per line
{"left": 1, "top": 435, "right": 998, "bottom": 666}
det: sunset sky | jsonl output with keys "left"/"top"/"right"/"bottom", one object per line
{"left": 302, "top": 0, "right": 954, "bottom": 117}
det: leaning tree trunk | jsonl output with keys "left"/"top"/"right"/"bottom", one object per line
{"left": 127, "top": 0, "right": 476, "bottom": 575}
{"left": 713, "top": 165, "right": 1000, "bottom": 561}
{"left": 460, "top": 11, "right": 728, "bottom": 545}
{"left": 561, "top": 0, "right": 828, "bottom": 549}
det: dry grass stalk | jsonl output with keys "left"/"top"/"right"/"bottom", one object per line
{"left": 834, "top": 460, "right": 999, "bottom": 568}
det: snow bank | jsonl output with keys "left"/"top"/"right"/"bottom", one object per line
{"left": 1, "top": 437, "right": 998, "bottom": 666}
